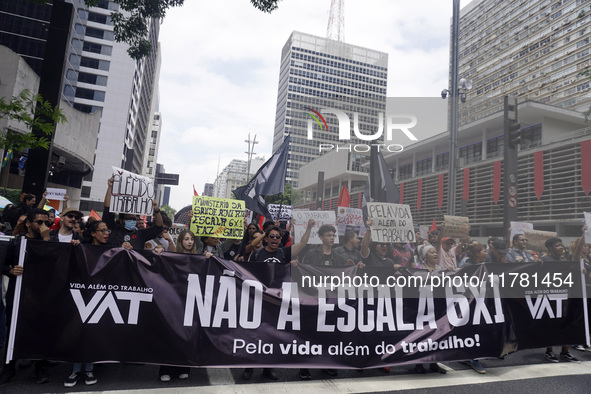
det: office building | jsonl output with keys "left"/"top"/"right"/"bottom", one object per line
{"left": 272, "top": 31, "right": 388, "bottom": 188}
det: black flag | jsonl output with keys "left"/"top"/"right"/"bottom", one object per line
{"left": 362, "top": 145, "right": 400, "bottom": 221}
{"left": 233, "top": 135, "right": 290, "bottom": 219}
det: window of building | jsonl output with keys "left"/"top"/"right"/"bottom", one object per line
{"left": 459, "top": 142, "right": 483, "bottom": 163}
{"left": 435, "top": 152, "right": 449, "bottom": 170}
{"left": 415, "top": 157, "right": 432, "bottom": 176}
{"left": 486, "top": 135, "right": 504, "bottom": 157}
{"left": 398, "top": 163, "right": 413, "bottom": 180}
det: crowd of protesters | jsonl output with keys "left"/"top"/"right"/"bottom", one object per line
{"left": 0, "top": 180, "right": 590, "bottom": 387}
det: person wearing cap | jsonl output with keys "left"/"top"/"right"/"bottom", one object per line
{"left": 487, "top": 238, "right": 508, "bottom": 263}
{"left": 49, "top": 207, "right": 83, "bottom": 245}
{"left": 506, "top": 234, "right": 539, "bottom": 263}
{"left": 437, "top": 237, "right": 463, "bottom": 270}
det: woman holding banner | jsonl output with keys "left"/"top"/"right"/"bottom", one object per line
{"left": 157, "top": 229, "right": 195, "bottom": 382}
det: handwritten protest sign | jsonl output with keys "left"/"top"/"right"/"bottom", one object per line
{"left": 245, "top": 209, "right": 253, "bottom": 225}
{"left": 366, "top": 203, "right": 415, "bottom": 243}
{"left": 46, "top": 188, "right": 67, "bottom": 201}
{"left": 191, "top": 196, "right": 244, "bottom": 239}
{"left": 268, "top": 204, "right": 292, "bottom": 221}
{"left": 442, "top": 215, "right": 470, "bottom": 239}
{"left": 292, "top": 210, "right": 338, "bottom": 245}
{"left": 336, "top": 207, "right": 366, "bottom": 237}
{"left": 510, "top": 221, "right": 534, "bottom": 242}
{"left": 110, "top": 167, "right": 155, "bottom": 216}
{"left": 523, "top": 229, "right": 557, "bottom": 253}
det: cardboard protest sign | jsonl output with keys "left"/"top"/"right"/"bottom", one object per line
{"left": 585, "top": 212, "right": 591, "bottom": 244}
{"left": 366, "top": 203, "right": 415, "bottom": 243}
{"left": 292, "top": 210, "right": 338, "bottom": 245}
{"left": 245, "top": 209, "right": 253, "bottom": 225}
{"left": 419, "top": 225, "right": 430, "bottom": 240}
{"left": 268, "top": 204, "right": 291, "bottom": 221}
{"left": 510, "top": 221, "right": 534, "bottom": 242}
{"left": 336, "top": 207, "right": 366, "bottom": 237}
{"left": 110, "top": 167, "right": 155, "bottom": 216}
{"left": 191, "top": 196, "right": 244, "bottom": 239}
{"left": 523, "top": 229, "right": 557, "bottom": 253}
{"left": 168, "top": 224, "right": 188, "bottom": 246}
{"left": 46, "top": 188, "right": 67, "bottom": 201}
{"left": 442, "top": 215, "right": 470, "bottom": 239}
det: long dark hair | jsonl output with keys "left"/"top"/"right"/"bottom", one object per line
{"left": 83, "top": 220, "right": 106, "bottom": 244}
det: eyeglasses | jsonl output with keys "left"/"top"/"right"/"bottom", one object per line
{"left": 34, "top": 220, "right": 51, "bottom": 226}
{"left": 65, "top": 213, "right": 80, "bottom": 219}
{"left": 268, "top": 234, "right": 281, "bottom": 239}
{"left": 96, "top": 229, "right": 111, "bottom": 234}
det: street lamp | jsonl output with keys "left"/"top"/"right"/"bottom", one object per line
{"left": 441, "top": 0, "right": 472, "bottom": 216}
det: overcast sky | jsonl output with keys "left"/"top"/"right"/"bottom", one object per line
{"left": 157, "top": 0, "right": 473, "bottom": 212}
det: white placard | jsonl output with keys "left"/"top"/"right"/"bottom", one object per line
{"left": 46, "top": 188, "right": 67, "bottom": 201}
{"left": 510, "top": 221, "right": 534, "bottom": 243}
{"left": 292, "top": 210, "right": 338, "bottom": 245}
{"left": 110, "top": 167, "right": 155, "bottom": 216}
{"left": 367, "top": 202, "right": 415, "bottom": 243}
{"left": 268, "top": 204, "right": 292, "bottom": 221}
{"left": 336, "top": 206, "right": 366, "bottom": 237}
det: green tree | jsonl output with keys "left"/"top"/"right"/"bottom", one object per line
{"left": 160, "top": 204, "right": 177, "bottom": 219}
{"left": 0, "top": 86, "right": 67, "bottom": 190}
{"left": 80, "top": 0, "right": 282, "bottom": 59}
{"left": 265, "top": 183, "right": 302, "bottom": 206}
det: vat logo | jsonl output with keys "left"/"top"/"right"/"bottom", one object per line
{"left": 305, "top": 108, "right": 419, "bottom": 153}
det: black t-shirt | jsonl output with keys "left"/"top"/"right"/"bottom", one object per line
{"left": 363, "top": 251, "right": 395, "bottom": 267}
{"left": 249, "top": 247, "right": 291, "bottom": 264}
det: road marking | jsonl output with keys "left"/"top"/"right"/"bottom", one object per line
{"left": 206, "top": 367, "right": 236, "bottom": 386}
{"left": 101, "top": 361, "right": 591, "bottom": 394}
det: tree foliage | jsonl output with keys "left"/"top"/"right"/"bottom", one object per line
{"left": 0, "top": 87, "right": 67, "bottom": 153}
{"left": 81, "top": 0, "right": 282, "bottom": 60}
{"left": 160, "top": 203, "right": 177, "bottom": 219}
{"left": 265, "top": 183, "right": 302, "bottom": 206}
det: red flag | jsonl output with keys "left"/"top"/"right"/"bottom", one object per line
{"left": 493, "top": 161, "right": 501, "bottom": 204}
{"left": 534, "top": 151, "right": 544, "bottom": 200}
{"left": 193, "top": 185, "right": 199, "bottom": 196}
{"left": 463, "top": 168, "right": 470, "bottom": 201}
{"left": 399, "top": 183, "right": 404, "bottom": 204}
{"left": 430, "top": 218, "right": 437, "bottom": 233}
{"left": 89, "top": 209, "right": 102, "bottom": 221}
{"left": 417, "top": 179, "right": 423, "bottom": 211}
{"left": 581, "top": 140, "right": 591, "bottom": 195}
{"left": 438, "top": 174, "right": 444, "bottom": 209}
{"left": 337, "top": 183, "right": 351, "bottom": 207}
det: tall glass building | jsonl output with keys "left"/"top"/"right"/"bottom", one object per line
{"left": 272, "top": 31, "right": 388, "bottom": 188}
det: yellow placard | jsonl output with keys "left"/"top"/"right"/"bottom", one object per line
{"left": 190, "top": 196, "right": 245, "bottom": 239}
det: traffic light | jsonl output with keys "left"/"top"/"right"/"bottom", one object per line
{"left": 508, "top": 121, "right": 521, "bottom": 149}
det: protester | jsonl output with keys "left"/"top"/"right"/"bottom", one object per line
{"left": 144, "top": 214, "right": 175, "bottom": 252}
{"left": 458, "top": 242, "right": 487, "bottom": 268}
{"left": 361, "top": 219, "right": 393, "bottom": 267}
{"left": 102, "top": 176, "right": 164, "bottom": 249}
{"left": 248, "top": 219, "right": 314, "bottom": 381}
{"left": 414, "top": 244, "right": 443, "bottom": 271}
{"left": 54, "top": 209, "right": 98, "bottom": 388}
{"left": 506, "top": 234, "right": 539, "bottom": 263}
{"left": 0, "top": 209, "right": 51, "bottom": 385}
{"left": 240, "top": 230, "right": 264, "bottom": 261}
{"left": 391, "top": 242, "right": 414, "bottom": 269}
{"left": 302, "top": 225, "right": 346, "bottom": 266}
{"left": 333, "top": 230, "right": 363, "bottom": 265}
{"left": 437, "top": 236, "right": 466, "bottom": 270}
{"left": 487, "top": 238, "right": 508, "bottom": 263}
{"left": 158, "top": 229, "right": 194, "bottom": 382}
{"left": 539, "top": 236, "right": 579, "bottom": 362}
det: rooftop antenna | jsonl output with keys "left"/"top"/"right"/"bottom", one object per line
{"left": 326, "top": 0, "right": 345, "bottom": 42}
{"left": 245, "top": 133, "right": 258, "bottom": 176}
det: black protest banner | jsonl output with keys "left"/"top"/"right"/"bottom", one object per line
{"left": 8, "top": 240, "right": 588, "bottom": 368}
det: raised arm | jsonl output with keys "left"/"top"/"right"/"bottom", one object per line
{"left": 37, "top": 190, "right": 47, "bottom": 209}
{"left": 361, "top": 218, "right": 373, "bottom": 258}
{"left": 572, "top": 226, "right": 588, "bottom": 262}
{"left": 290, "top": 219, "right": 315, "bottom": 257}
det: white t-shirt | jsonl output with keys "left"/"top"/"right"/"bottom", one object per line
{"left": 58, "top": 233, "right": 73, "bottom": 243}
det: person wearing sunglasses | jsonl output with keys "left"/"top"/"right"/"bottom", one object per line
{"left": 48, "top": 207, "right": 83, "bottom": 245}
{"left": 506, "top": 234, "right": 539, "bottom": 263}
{"left": 0, "top": 208, "right": 51, "bottom": 386}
